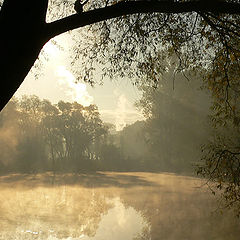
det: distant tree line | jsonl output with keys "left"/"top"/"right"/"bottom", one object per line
{"left": 0, "top": 96, "right": 106, "bottom": 172}
{"left": 0, "top": 95, "right": 149, "bottom": 173}
{"left": 0, "top": 79, "right": 211, "bottom": 174}
{"left": 135, "top": 67, "right": 212, "bottom": 174}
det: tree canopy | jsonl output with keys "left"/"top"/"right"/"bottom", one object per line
{"left": 0, "top": 95, "right": 109, "bottom": 172}
{"left": 0, "top": 0, "right": 240, "bottom": 110}
{"left": 1, "top": 0, "right": 240, "bottom": 216}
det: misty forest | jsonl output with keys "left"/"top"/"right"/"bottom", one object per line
{"left": 1, "top": 0, "right": 240, "bottom": 239}
{"left": 1, "top": 71, "right": 210, "bottom": 173}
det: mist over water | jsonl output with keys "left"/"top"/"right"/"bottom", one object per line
{"left": 0, "top": 172, "right": 239, "bottom": 240}
{"left": 0, "top": 63, "right": 239, "bottom": 240}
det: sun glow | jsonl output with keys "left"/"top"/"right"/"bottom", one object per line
{"left": 56, "top": 66, "right": 94, "bottom": 107}
{"left": 43, "top": 41, "right": 59, "bottom": 56}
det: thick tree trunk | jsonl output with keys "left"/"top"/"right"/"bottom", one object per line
{"left": 0, "top": 0, "right": 49, "bottom": 111}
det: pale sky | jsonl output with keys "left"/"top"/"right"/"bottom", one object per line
{"left": 14, "top": 34, "right": 144, "bottom": 131}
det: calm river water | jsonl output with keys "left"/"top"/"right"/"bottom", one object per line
{"left": 0, "top": 172, "right": 239, "bottom": 240}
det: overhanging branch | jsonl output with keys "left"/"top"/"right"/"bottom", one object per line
{"left": 46, "top": 0, "right": 240, "bottom": 40}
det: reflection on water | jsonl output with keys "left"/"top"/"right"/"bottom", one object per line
{"left": 0, "top": 172, "right": 239, "bottom": 240}
{"left": 80, "top": 197, "right": 149, "bottom": 240}
{"left": 15, "top": 198, "right": 149, "bottom": 240}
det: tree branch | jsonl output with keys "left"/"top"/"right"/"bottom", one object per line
{"left": 45, "top": 0, "right": 240, "bottom": 40}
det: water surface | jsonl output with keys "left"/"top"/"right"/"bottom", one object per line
{"left": 0, "top": 172, "right": 239, "bottom": 240}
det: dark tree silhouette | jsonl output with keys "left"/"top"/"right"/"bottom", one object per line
{"left": 0, "top": 0, "right": 240, "bottom": 111}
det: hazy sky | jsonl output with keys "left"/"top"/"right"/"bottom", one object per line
{"left": 14, "top": 34, "right": 144, "bottom": 131}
